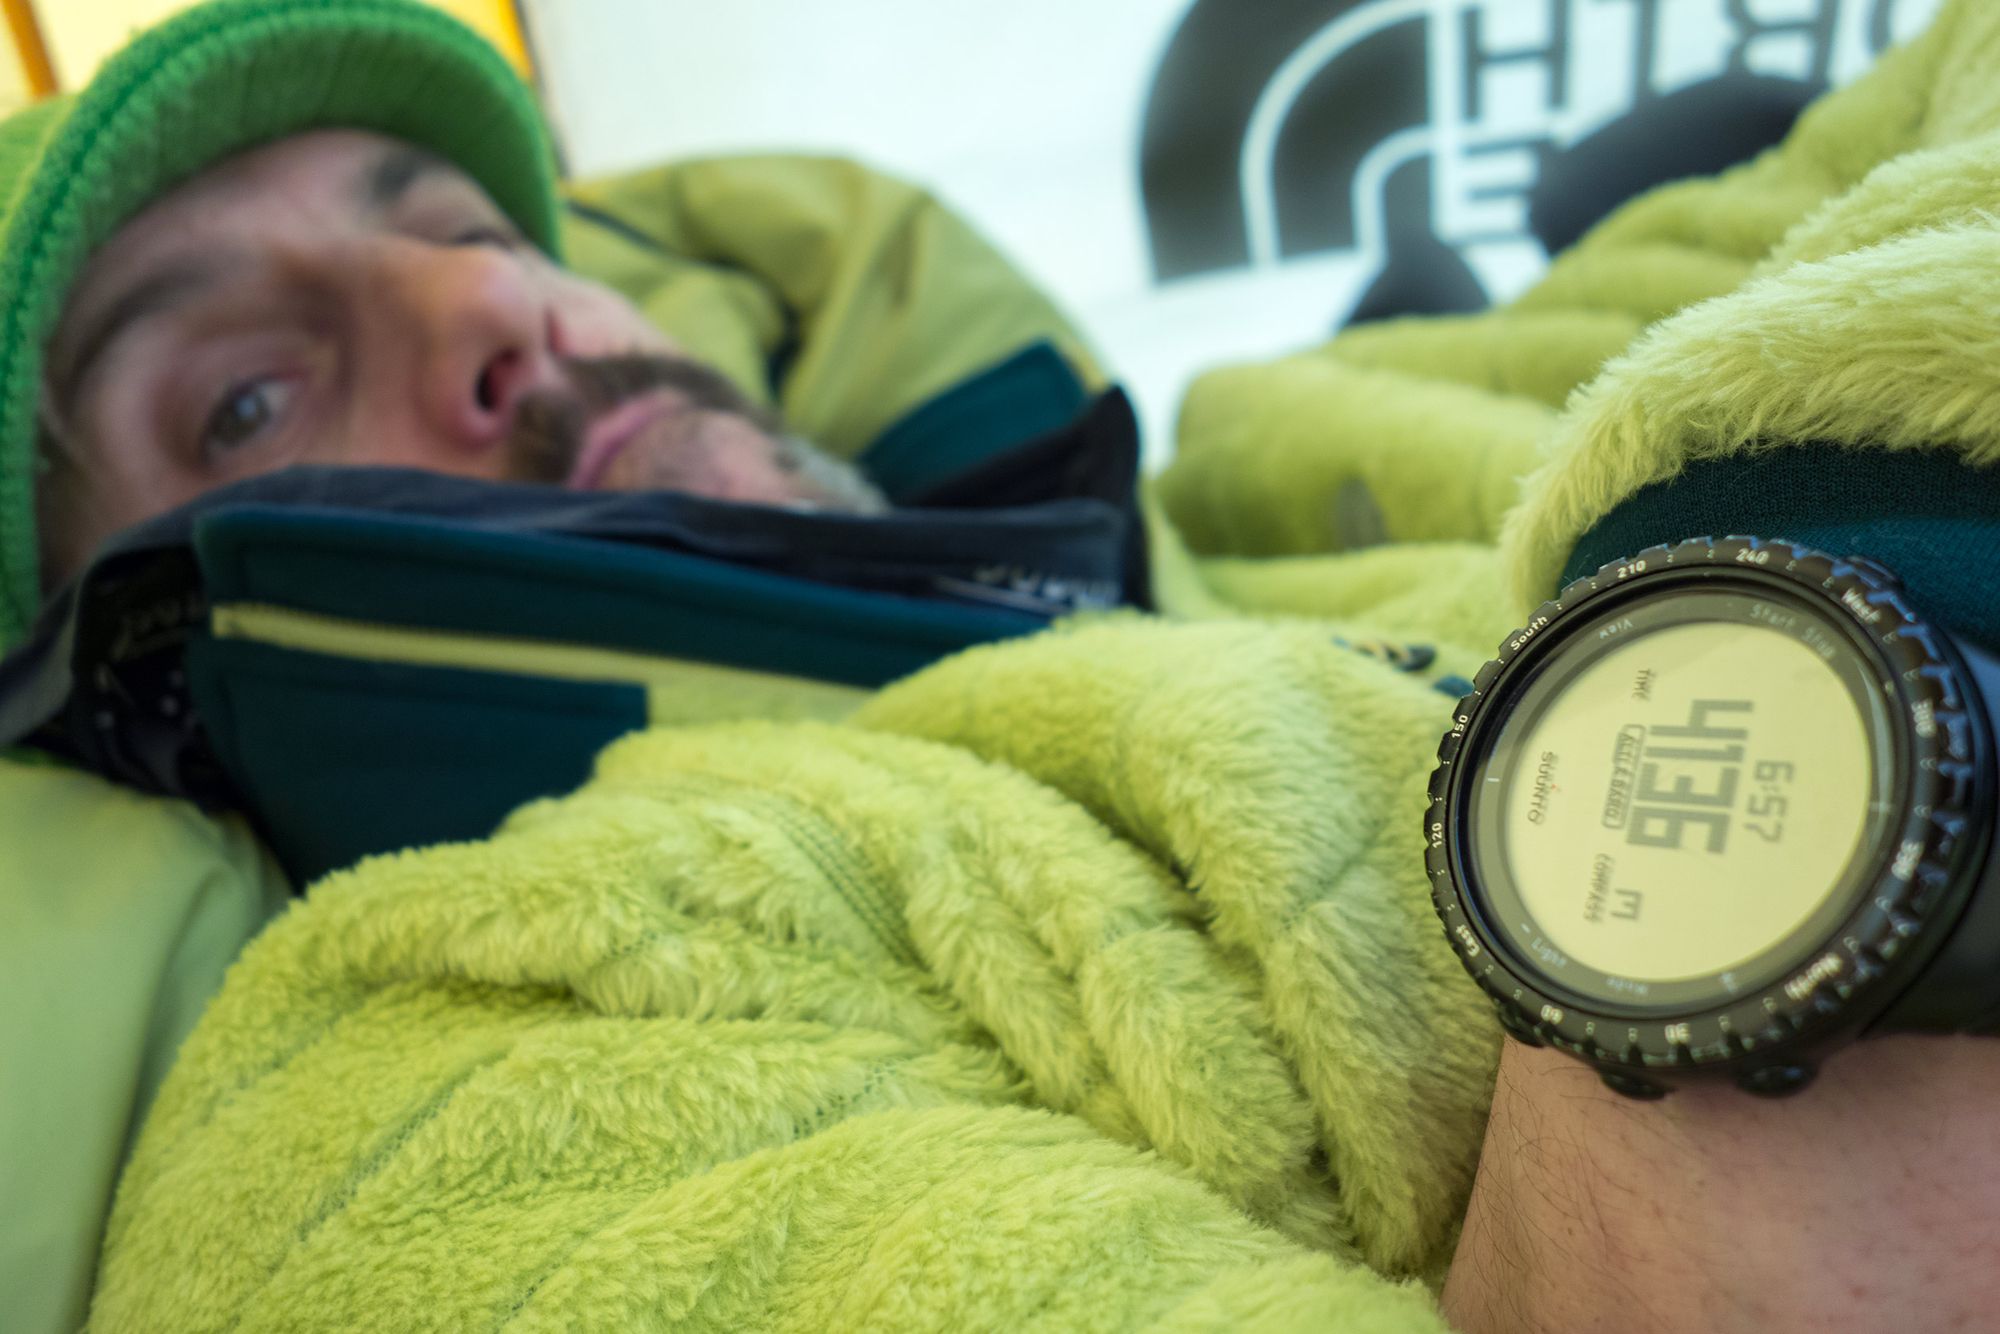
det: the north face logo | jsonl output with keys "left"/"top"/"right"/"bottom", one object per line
{"left": 1139, "top": 0, "right": 1938, "bottom": 323}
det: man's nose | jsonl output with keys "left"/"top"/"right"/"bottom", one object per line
{"left": 379, "top": 240, "right": 552, "bottom": 458}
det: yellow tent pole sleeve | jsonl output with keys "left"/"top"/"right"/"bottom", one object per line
{"left": 2, "top": 0, "right": 57, "bottom": 99}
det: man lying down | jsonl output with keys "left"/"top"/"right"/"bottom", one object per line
{"left": 6, "top": 1, "right": 2000, "bottom": 1330}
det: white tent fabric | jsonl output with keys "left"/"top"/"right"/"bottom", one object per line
{"left": 525, "top": 0, "right": 1942, "bottom": 466}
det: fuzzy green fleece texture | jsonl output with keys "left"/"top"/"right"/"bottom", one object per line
{"left": 89, "top": 616, "right": 1502, "bottom": 1331}
{"left": 1156, "top": 0, "right": 2000, "bottom": 615}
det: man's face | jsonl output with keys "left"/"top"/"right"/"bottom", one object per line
{"left": 37, "top": 129, "right": 879, "bottom": 580}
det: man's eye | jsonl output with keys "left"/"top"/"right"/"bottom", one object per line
{"left": 452, "top": 225, "right": 519, "bottom": 250}
{"left": 202, "top": 379, "right": 295, "bottom": 458}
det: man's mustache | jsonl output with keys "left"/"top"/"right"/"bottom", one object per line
{"left": 504, "top": 354, "right": 783, "bottom": 486}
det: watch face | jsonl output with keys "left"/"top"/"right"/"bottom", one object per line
{"left": 1464, "top": 586, "right": 1903, "bottom": 1014}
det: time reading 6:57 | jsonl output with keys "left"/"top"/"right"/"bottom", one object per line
{"left": 1748, "top": 760, "right": 1794, "bottom": 842}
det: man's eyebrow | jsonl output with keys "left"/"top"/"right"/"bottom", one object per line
{"left": 361, "top": 144, "right": 458, "bottom": 212}
{"left": 51, "top": 259, "right": 226, "bottom": 416}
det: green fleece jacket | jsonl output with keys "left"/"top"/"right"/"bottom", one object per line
{"left": 56, "top": 0, "right": 2000, "bottom": 1325}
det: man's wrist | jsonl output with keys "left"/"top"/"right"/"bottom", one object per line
{"left": 1442, "top": 1032, "right": 2000, "bottom": 1333}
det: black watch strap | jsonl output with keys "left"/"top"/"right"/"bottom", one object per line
{"left": 1872, "top": 634, "right": 2000, "bottom": 1037}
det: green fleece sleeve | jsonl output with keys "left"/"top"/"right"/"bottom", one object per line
{"left": 0, "top": 758, "right": 287, "bottom": 1334}
{"left": 1499, "top": 0, "right": 2000, "bottom": 604}
{"left": 561, "top": 155, "right": 1102, "bottom": 457}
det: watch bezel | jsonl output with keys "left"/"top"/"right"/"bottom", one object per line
{"left": 1426, "top": 536, "right": 1989, "bottom": 1080}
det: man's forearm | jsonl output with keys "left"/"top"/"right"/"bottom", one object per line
{"left": 1442, "top": 1035, "right": 2000, "bottom": 1333}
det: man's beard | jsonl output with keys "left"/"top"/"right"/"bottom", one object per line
{"left": 503, "top": 353, "right": 888, "bottom": 514}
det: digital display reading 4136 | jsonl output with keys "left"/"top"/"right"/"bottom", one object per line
{"left": 1619, "top": 699, "right": 1793, "bottom": 854}
{"left": 1479, "top": 601, "right": 1895, "bottom": 996}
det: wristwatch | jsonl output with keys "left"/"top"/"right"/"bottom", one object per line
{"left": 1426, "top": 536, "right": 2000, "bottom": 1098}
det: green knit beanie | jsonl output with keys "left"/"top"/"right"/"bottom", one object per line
{"left": 0, "top": 0, "right": 561, "bottom": 651}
